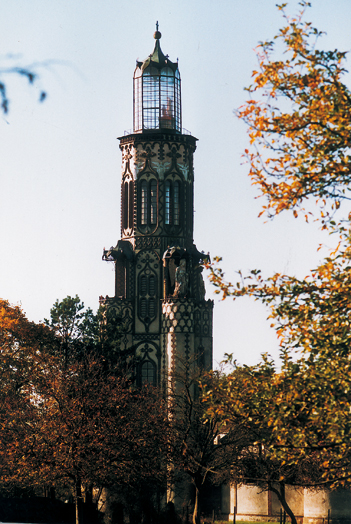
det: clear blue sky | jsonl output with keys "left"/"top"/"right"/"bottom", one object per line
{"left": 1, "top": 0, "right": 350, "bottom": 367}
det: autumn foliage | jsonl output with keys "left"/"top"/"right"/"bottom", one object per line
{"left": 204, "top": 2, "right": 351, "bottom": 522}
{"left": 236, "top": 1, "right": 351, "bottom": 226}
{"left": 0, "top": 298, "right": 168, "bottom": 524}
{"left": 168, "top": 367, "right": 249, "bottom": 524}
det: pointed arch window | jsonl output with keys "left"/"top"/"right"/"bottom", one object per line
{"left": 173, "top": 181, "right": 180, "bottom": 225}
{"left": 140, "top": 178, "right": 158, "bottom": 227}
{"left": 115, "top": 256, "right": 127, "bottom": 298}
{"left": 140, "top": 359, "right": 156, "bottom": 386}
{"left": 165, "top": 180, "right": 171, "bottom": 225}
{"left": 122, "top": 180, "right": 134, "bottom": 231}
{"left": 150, "top": 180, "right": 157, "bottom": 224}
{"left": 141, "top": 180, "right": 148, "bottom": 225}
{"left": 138, "top": 272, "right": 157, "bottom": 325}
{"left": 124, "top": 182, "right": 129, "bottom": 227}
{"left": 165, "top": 179, "right": 181, "bottom": 226}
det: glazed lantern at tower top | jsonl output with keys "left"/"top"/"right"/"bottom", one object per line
{"left": 133, "top": 24, "right": 181, "bottom": 134}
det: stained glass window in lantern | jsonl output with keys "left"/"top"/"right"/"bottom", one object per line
{"left": 160, "top": 68, "right": 175, "bottom": 129}
{"left": 134, "top": 64, "right": 181, "bottom": 133}
{"left": 134, "top": 67, "right": 142, "bottom": 132}
{"left": 174, "top": 69, "right": 181, "bottom": 130}
{"left": 143, "top": 67, "right": 160, "bottom": 130}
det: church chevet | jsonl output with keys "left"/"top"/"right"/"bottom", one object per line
{"left": 99, "top": 26, "right": 351, "bottom": 523}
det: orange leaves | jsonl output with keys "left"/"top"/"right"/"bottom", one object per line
{"left": 235, "top": 3, "right": 351, "bottom": 227}
{"left": 205, "top": 1, "right": 351, "bottom": 497}
{"left": 17, "top": 353, "right": 168, "bottom": 491}
{"left": 206, "top": 231, "right": 351, "bottom": 363}
{"left": 0, "top": 300, "right": 169, "bottom": 498}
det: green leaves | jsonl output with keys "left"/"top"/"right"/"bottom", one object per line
{"left": 44, "top": 295, "right": 98, "bottom": 365}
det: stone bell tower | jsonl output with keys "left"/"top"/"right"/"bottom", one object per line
{"left": 101, "top": 25, "right": 213, "bottom": 388}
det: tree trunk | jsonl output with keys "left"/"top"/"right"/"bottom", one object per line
{"left": 270, "top": 482, "right": 297, "bottom": 524}
{"left": 193, "top": 484, "right": 200, "bottom": 524}
{"left": 75, "top": 480, "right": 82, "bottom": 524}
{"left": 85, "top": 484, "right": 93, "bottom": 505}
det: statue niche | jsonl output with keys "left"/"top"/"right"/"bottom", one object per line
{"left": 163, "top": 246, "right": 189, "bottom": 298}
{"left": 174, "top": 259, "right": 188, "bottom": 297}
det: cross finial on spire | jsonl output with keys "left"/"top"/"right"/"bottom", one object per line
{"left": 154, "top": 22, "right": 161, "bottom": 40}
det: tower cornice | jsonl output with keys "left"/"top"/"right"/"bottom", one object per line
{"left": 118, "top": 132, "right": 197, "bottom": 149}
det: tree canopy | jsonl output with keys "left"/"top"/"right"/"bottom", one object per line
{"left": 169, "top": 365, "right": 249, "bottom": 524}
{"left": 205, "top": 2, "right": 351, "bottom": 521}
{"left": 236, "top": 1, "right": 351, "bottom": 227}
{"left": 0, "top": 297, "right": 169, "bottom": 524}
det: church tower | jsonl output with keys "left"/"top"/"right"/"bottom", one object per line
{"left": 101, "top": 25, "right": 213, "bottom": 388}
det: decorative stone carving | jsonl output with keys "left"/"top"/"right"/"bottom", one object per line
{"left": 162, "top": 300, "right": 194, "bottom": 333}
{"left": 174, "top": 258, "right": 188, "bottom": 297}
{"left": 136, "top": 250, "right": 160, "bottom": 332}
{"left": 135, "top": 237, "right": 161, "bottom": 250}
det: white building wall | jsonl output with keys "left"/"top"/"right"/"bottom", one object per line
{"left": 304, "top": 488, "right": 351, "bottom": 521}
{"left": 236, "top": 484, "right": 268, "bottom": 516}
{"left": 223, "top": 484, "right": 351, "bottom": 522}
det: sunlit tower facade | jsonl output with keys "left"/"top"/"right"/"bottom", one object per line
{"left": 101, "top": 25, "right": 213, "bottom": 389}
